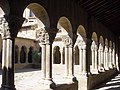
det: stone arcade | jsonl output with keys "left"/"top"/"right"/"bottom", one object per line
{"left": 0, "top": 0, "right": 120, "bottom": 90}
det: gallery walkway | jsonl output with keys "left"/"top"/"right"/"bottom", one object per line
{"left": 93, "top": 73, "right": 120, "bottom": 90}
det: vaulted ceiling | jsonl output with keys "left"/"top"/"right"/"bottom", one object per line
{"left": 76, "top": 0, "right": 120, "bottom": 36}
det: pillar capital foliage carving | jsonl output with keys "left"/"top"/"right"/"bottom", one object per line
{"left": 98, "top": 44, "right": 103, "bottom": 52}
{"left": 36, "top": 27, "right": 58, "bottom": 44}
{"left": 0, "top": 15, "right": 25, "bottom": 39}
{"left": 61, "top": 34, "right": 78, "bottom": 48}
{"left": 104, "top": 46, "right": 108, "bottom": 52}
{"left": 77, "top": 37, "right": 87, "bottom": 49}
{"left": 62, "top": 35, "right": 72, "bottom": 47}
{"left": 91, "top": 41, "right": 98, "bottom": 50}
{"left": 0, "top": 17, "right": 10, "bottom": 39}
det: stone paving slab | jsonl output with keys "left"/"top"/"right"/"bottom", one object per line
{"left": 0, "top": 64, "right": 79, "bottom": 90}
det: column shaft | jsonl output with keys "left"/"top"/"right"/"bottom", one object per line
{"left": 60, "top": 49, "right": 64, "bottom": 64}
{"left": 45, "top": 44, "right": 52, "bottom": 80}
{"left": 41, "top": 44, "right": 46, "bottom": 79}
{"left": 68, "top": 47, "right": 74, "bottom": 77}
{"left": 83, "top": 49, "right": 87, "bottom": 73}
{"left": 79, "top": 49, "right": 83, "bottom": 73}
{"left": 65, "top": 47, "right": 69, "bottom": 76}
{"left": 1, "top": 38, "right": 16, "bottom": 90}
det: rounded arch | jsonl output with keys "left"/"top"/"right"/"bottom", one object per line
{"left": 113, "top": 42, "right": 115, "bottom": 48}
{"left": 105, "top": 38, "right": 108, "bottom": 46}
{"left": 0, "top": 0, "right": 10, "bottom": 16}
{"left": 99, "top": 36, "right": 104, "bottom": 45}
{"left": 53, "top": 46, "right": 61, "bottom": 64}
{"left": 74, "top": 45, "right": 79, "bottom": 65}
{"left": 15, "top": 45, "right": 19, "bottom": 64}
{"left": 57, "top": 16, "right": 72, "bottom": 34}
{"left": 92, "top": 32, "right": 98, "bottom": 42}
{"left": 77, "top": 25, "right": 86, "bottom": 38}
{"left": 109, "top": 40, "right": 112, "bottom": 47}
{"left": 24, "top": 3, "right": 50, "bottom": 28}
{"left": 20, "top": 46, "right": 27, "bottom": 63}
{"left": 28, "top": 46, "right": 34, "bottom": 63}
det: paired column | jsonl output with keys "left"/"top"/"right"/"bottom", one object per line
{"left": 41, "top": 44, "right": 46, "bottom": 79}
{"left": 109, "top": 47, "right": 113, "bottom": 69}
{"left": 0, "top": 15, "right": 24, "bottom": 90}
{"left": 60, "top": 48, "right": 64, "bottom": 64}
{"left": 62, "top": 35, "right": 77, "bottom": 82}
{"left": 36, "top": 28, "right": 57, "bottom": 89}
{"left": 91, "top": 41, "right": 98, "bottom": 74}
{"left": 78, "top": 40, "right": 87, "bottom": 75}
{"left": 98, "top": 44, "right": 104, "bottom": 72}
{"left": 112, "top": 49, "right": 116, "bottom": 67}
{"left": 104, "top": 46, "right": 109, "bottom": 70}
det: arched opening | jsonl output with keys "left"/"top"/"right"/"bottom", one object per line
{"left": 53, "top": 46, "right": 61, "bottom": 64}
{"left": 74, "top": 46, "right": 79, "bottom": 65}
{"left": 77, "top": 25, "right": 86, "bottom": 38}
{"left": 15, "top": 45, "right": 19, "bottom": 64}
{"left": 28, "top": 47, "right": 33, "bottom": 63}
{"left": 57, "top": 16, "right": 72, "bottom": 36}
{"left": 105, "top": 38, "right": 108, "bottom": 46}
{"left": 27, "top": 3, "right": 50, "bottom": 28}
{"left": 92, "top": 32, "right": 98, "bottom": 42}
{"left": 20, "top": 46, "right": 27, "bottom": 63}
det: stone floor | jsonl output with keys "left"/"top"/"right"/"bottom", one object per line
{"left": 0, "top": 64, "right": 80, "bottom": 90}
{"left": 94, "top": 73, "right": 120, "bottom": 90}
{"left": 0, "top": 64, "right": 119, "bottom": 90}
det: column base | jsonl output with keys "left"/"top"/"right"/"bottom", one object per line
{"left": 79, "top": 72, "right": 90, "bottom": 77}
{"left": 104, "top": 67, "right": 109, "bottom": 70}
{"left": 91, "top": 69, "right": 99, "bottom": 74}
{"left": 44, "top": 79, "right": 56, "bottom": 89}
{"left": 1, "top": 84, "right": 16, "bottom": 90}
{"left": 78, "top": 75, "right": 89, "bottom": 90}
{"left": 64, "top": 75, "right": 78, "bottom": 83}
{"left": 109, "top": 65, "right": 114, "bottom": 69}
{"left": 98, "top": 66, "right": 105, "bottom": 72}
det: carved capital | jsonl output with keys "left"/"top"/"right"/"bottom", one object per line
{"left": 62, "top": 35, "right": 72, "bottom": 47}
{"left": 0, "top": 17, "right": 11, "bottom": 39}
{"left": 36, "top": 27, "right": 58, "bottom": 44}
{"left": 82, "top": 42, "right": 87, "bottom": 50}
{"left": 36, "top": 28, "right": 46, "bottom": 44}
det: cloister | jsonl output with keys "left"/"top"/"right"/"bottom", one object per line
{"left": 0, "top": 0, "right": 120, "bottom": 90}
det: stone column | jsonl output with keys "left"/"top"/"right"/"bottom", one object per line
{"left": 91, "top": 41, "right": 98, "bottom": 74}
{"left": 94, "top": 45, "right": 98, "bottom": 72}
{"left": 68, "top": 46, "right": 74, "bottom": 77}
{"left": 62, "top": 35, "right": 77, "bottom": 82}
{"left": 112, "top": 49, "right": 116, "bottom": 67}
{"left": 45, "top": 28, "right": 58, "bottom": 89}
{"left": 109, "top": 47, "right": 113, "bottom": 69}
{"left": 65, "top": 46, "right": 69, "bottom": 76}
{"left": 36, "top": 28, "right": 57, "bottom": 89}
{"left": 104, "top": 46, "right": 109, "bottom": 70}
{"left": 41, "top": 44, "right": 46, "bottom": 79}
{"left": 45, "top": 43, "right": 54, "bottom": 84}
{"left": 60, "top": 48, "right": 64, "bottom": 64}
{"left": 0, "top": 15, "right": 24, "bottom": 90}
{"left": 79, "top": 47, "right": 83, "bottom": 73}
{"left": 52, "top": 47, "right": 54, "bottom": 64}
{"left": 82, "top": 42, "right": 87, "bottom": 74}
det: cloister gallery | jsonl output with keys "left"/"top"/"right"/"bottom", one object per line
{"left": 0, "top": 0, "right": 120, "bottom": 90}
